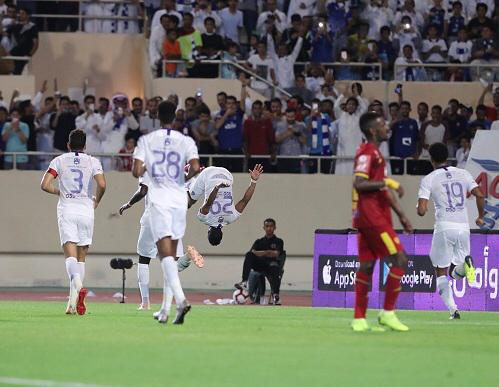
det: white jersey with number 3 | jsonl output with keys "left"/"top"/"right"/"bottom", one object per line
{"left": 133, "top": 129, "right": 198, "bottom": 209}
{"left": 418, "top": 166, "right": 478, "bottom": 232}
{"left": 48, "top": 152, "right": 103, "bottom": 218}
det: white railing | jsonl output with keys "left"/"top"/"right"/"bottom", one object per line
{"left": 1, "top": 151, "right": 455, "bottom": 174}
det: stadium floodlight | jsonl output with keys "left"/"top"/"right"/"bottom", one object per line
{"left": 110, "top": 258, "right": 134, "bottom": 303}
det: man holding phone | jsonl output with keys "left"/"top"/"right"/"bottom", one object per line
{"left": 275, "top": 108, "right": 306, "bottom": 173}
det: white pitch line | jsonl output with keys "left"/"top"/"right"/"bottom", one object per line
{"left": 0, "top": 377, "right": 110, "bottom": 387}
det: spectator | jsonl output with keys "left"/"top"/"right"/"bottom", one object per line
{"left": 151, "top": 0, "right": 183, "bottom": 29}
{"left": 305, "top": 100, "right": 334, "bottom": 174}
{"left": 455, "top": 135, "right": 471, "bottom": 169}
{"left": 5, "top": 7, "right": 38, "bottom": 74}
{"left": 266, "top": 30, "right": 303, "bottom": 90}
{"left": 212, "top": 91, "right": 227, "bottom": 119}
{"left": 443, "top": 98, "right": 468, "bottom": 156}
{"left": 270, "top": 97, "right": 283, "bottom": 126}
{"left": 257, "top": 0, "right": 288, "bottom": 36}
{"left": 200, "top": 17, "right": 224, "bottom": 78}
{"left": 348, "top": 21, "right": 370, "bottom": 62}
{"left": 389, "top": 101, "right": 420, "bottom": 174}
{"left": 416, "top": 101, "right": 429, "bottom": 129}
{"left": 388, "top": 101, "right": 400, "bottom": 124}
{"left": 467, "top": 3, "right": 494, "bottom": 39}
{"left": 82, "top": 0, "right": 116, "bottom": 33}
{"left": 275, "top": 108, "right": 306, "bottom": 173}
{"left": 420, "top": 105, "right": 449, "bottom": 158}
{"left": 377, "top": 25, "right": 397, "bottom": 80}
{"left": 130, "top": 96, "right": 143, "bottom": 133}
{"left": 393, "top": 16, "right": 421, "bottom": 56}
{"left": 50, "top": 96, "right": 76, "bottom": 152}
{"left": 213, "top": 85, "right": 246, "bottom": 172}
{"left": 112, "top": 93, "right": 139, "bottom": 132}
{"left": 466, "top": 0, "right": 495, "bottom": 19}
{"left": 177, "top": 13, "right": 202, "bottom": 77}
{"left": 1, "top": 108, "right": 29, "bottom": 169}
{"left": 427, "top": 0, "right": 446, "bottom": 36}
{"left": 149, "top": 14, "right": 170, "bottom": 77}
{"left": 35, "top": 96, "right": 57, "bottom": 169}
{"left": 246, "top": 40, "right": 277, "bottom": 98}
{"left": 394, "top": 44, "right": 427, "bottom": 81}
{"left": 243, "top": 100, "right": 275, "bottom": 171}
{"left": 101, "top": 101, "right": 128, "bottom": 170}
{"left": 219, "top": 0, "right": 243, "bottom": 44}
{"left": 448, "top": 27, "right": 473, "bottom": 63}
{"left": 393, "top": 0, "right": 425, "bottom": 31}
{"left": 163, "top": 28, "right": 182, "bottom": 77}
{"left": 193, "top": 0, "right": 221, "bottom": 33}
{"left": 362, "top": 40, "right": 382, "bottom": 80}
{"left": 235, "top": 218, "right": 284, "bottom": 305}
{"left": 116, "top": 133, "right": 135, "bottom": 171}
{"left": 75, "top": 96, "right": 108, "bottom": 154}
{"left": 239, "top": 0, "right": 258, "bottom": 40}
{"left": 18, "top": 99, "right": 36, "bottom": 168}
{"left": 221, "top": 41, "right": 239, "bottom": 79}
{"left": 311, "top": 18, "right": 334, "bottom": 63}
{"left": 421, "top": 24, "right": 447, "bottom": 80}
{"left": 470, "top": 25, "right": 499, "bottom": 81}
{"left": 469, "top": 104, "right": 492, "bottom": 129}
{"left": 280, "top": 13, "right": 312, "bottom": 66}
{"left": 116, "top": 0, "right": 143, "bottom": 34}
{"left": 0, "top": 0, "right": 7, "bottom": 16}
{"left": 287, "top": 0, "right": 317, "bottom": 23}
{"left": 285, "top": 74, "right": 315, "bottom": 105}
{"left": 184, "top": 96, "right": 200, "bottom": 127}
{"left": 191, "top": 106, "right": 217, "bottom": 154}
{"left": 363, "top": 0, "right": 394, "bottom": 41}
{"left": 139, "top": 98, "right": 160, "bottom": 134}
{"left": 445, "top": 1, "right": 465, "bottom": 41}
{"left": 0, "top": 106, "right": 8, "bottom": 169}
{"left": 333, "top": 83, "right": 368, "bottom": 175}
{"left": 477, "top": 85, "right": 499, "bottom": 121}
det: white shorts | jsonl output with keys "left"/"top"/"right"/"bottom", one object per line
{"left": 58, "top": 213, "right": 93, "bottom": 247}
{"left": 430, "top": 229, "right": 470, "bottom": 268}
{"left": 137, "top": 212, "right": 184, "bottom": 258}
{"left": 148, "top": 204, "right": 187, "bottom": 243}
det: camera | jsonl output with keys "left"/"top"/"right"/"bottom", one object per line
{"left": 110, "top": 258, "right": 133, "bottom": 270}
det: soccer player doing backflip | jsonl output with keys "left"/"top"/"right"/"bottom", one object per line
{"left": 351, "top": 112, "right": 413, "bottom": 332}
{"left": 417, "top": 142, "right": 485, "bottom": 319}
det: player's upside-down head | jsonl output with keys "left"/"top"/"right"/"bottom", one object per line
{"left": 359, "top": 111, "right": 389, "bottom": 142}
{"left": 208, "top": 225, "right": 223, "bottom": 246}
{"left": 68, "top": 129, "right": 86, "bottom": 152}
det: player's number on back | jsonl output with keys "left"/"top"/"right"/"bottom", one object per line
{"left": 210, "top": 200, "right": 233, "bottom": 215}
{"left": 442, "top": 182, "right": 464, "bottom": 209}
{"left": 70, "top": 169, "right": 83, "bottom": 194}
{"left": 151, "top": 150, "right": 181, "bottom": 180}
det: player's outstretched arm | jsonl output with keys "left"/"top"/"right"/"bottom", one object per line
{"left": 40, "top": 172, "right": 60, "bottom": 196}
{"left": 119, "top": 184, "right": 148, "bottom": 215}
{"left": 235, "top": 164, "right": 263, "bottom": 213}
{"left": 185, "top": 158, "right": 201, "bottom": 181}
{"left": 387, "top": 189, "right": 413, "bottom": 233}
{"left": 93, "top": 174, "right": 106, "bottom": 209}
{"left": 471, "top": 187, "right": 486, "bottom": 227}
{"left": 200, "top": 182, "right": 230, "bottom": 215}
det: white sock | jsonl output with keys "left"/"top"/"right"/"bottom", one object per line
{"left": 160, "top": 256, "right": 186, "bottom": 305}
{"left": 161, "top": 280, "right": 174, "bottom": 314}
{"left": 437, "top": 276, "right": 457, "bottom": 313}
{"left": 78, "top": 262, "right": 85, "bottom": 283}
{"left": 137, "top": 263, "right": 150, "bottom": 305}
{"left": 65, "top": 257, "right": 81, "bottom": 306}
{"left": 177, "top": 254, "right": 191, "bottom": 272}
{"left": 451, "top": 263, "right": 466, "bottom": 279}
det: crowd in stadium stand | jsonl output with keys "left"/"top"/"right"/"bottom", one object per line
{"left": 1, "top": 78, "right": 498, "bottom": 173}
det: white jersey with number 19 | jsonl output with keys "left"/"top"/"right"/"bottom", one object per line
{"left": 48, "top": 152, "right": 103, "bottom": 218}
{"left": 418, "top": 166, "right": 478, "bottom": 232}
{"left": 133, "top": 129, "right": 198, "bottom": 209}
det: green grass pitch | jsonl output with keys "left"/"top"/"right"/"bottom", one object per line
{"left": 1, "top": 301, "right": 499, "bottom": 387}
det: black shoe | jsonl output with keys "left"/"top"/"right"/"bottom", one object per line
{"left": 234, "top": 281, "right": 248, "bottom": 291}
{"left": 272, "top": 294, "right": 281, "bottom": 306}
{"left": 173, "top": 300, "right": 191, "bottom": 325}
{"left": 449, "top": 310, "right": 461, "bottom": 320}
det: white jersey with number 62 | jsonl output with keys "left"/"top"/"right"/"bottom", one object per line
{"left": 133, "top": 129, "right": 199, "bottom": 209}
{"left": 48, "top": 152, "right": 103, "bottom": 218}
{"left": 418, "top": 166, "right": 478, "bottom": 232}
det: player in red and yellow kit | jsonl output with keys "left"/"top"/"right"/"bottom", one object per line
{"left": 351, "top": 112, "right": 413, "bottom": 332}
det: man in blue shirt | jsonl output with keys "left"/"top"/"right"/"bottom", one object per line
{"left": 1, "top": 109, "right": 30, "bottom": 170}
{"left": 214, "top": 83, "right": 246, "bottom": 172}
{"left": 389, "top": 101, "right": 420, "bottom": 174}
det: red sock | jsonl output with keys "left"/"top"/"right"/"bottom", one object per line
{"left": 354, "top": 271, "right": 371, "bottom": 319}
{"left": 384, "top": 266, "right": 405, "bottom": 311}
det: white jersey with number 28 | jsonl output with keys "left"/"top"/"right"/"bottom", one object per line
{"left": 133, "top": 129, "right": 199, "bottom": 209}
{"left": 418, "top": 166, "right": 478, "bottom": 232}
{"left": 48, "top": 152, "right": 103, "bottom": 217}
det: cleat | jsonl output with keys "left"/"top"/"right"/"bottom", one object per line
{"left": 450, "top": 310, "right": 461, "bottom": 320}
{"left": 351, "top": 318, "right": 370, "bottom": 332}
{"left": 137, "top": 303, "right": 150, "bottom": 311}
{"left": 76, "top": 288, "right": 88, "bottom": 316}
{"left": 153, "top": 310, "right": 161, "bottom": 320}
{"left": 177, "top": 257, "right": 191, "bottom": 272}
{"left": 234, "top": 281, "right": 248, "bottom": 291}
{"left": 378, "top": 310, "right": 409, "bottom": 332}
{"left": 157, "top": 312, "right": 169, "bottom": 324}
{"left": 172, "top": 300, "right": 191, "bottom": 325}
{"left": 464, "top": 256, "right": 476, "bottom": 285}
{"left": 272, "top": 294, "right": 281, "bottom": 306}
{"left": 186, "top": 245, "right": 204, "bottom": 268}
{"left": 65, "top": 304, "right": 76, "bottom": 315}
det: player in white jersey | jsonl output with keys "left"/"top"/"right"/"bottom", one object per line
{"left": 187, "top": 164, "right": 264, "bottom": 246}
{"left": 118, "top": 170, "right": 204, "bottom": 319}
{"left": 132, "top": 101, "right": 200, "bottom": 325}
{"left": 40, "top": 129, "right": 106, "bottom": 315}
{"left": 417, "top": 142, "right": 485, "bottom": 319}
